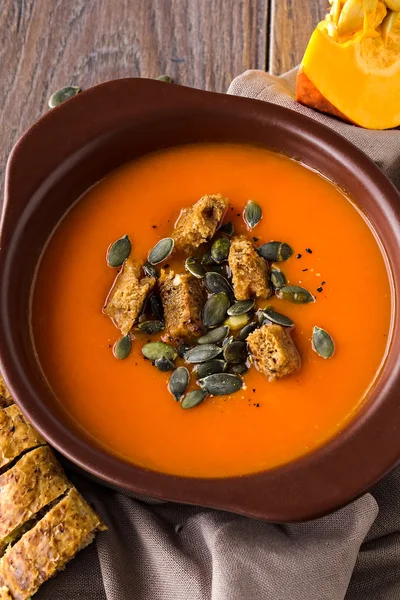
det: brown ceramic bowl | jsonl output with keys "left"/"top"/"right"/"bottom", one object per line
{"left": 1, "top": 79, "right": 399, "bottom": 522}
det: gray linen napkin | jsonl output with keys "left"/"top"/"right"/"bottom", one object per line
{"left": 38, "top": 70, "right": 400, "bottom": 600}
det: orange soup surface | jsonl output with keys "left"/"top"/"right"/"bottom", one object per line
{"left": 32, "top": 143, "right": 392, "bottom": 478}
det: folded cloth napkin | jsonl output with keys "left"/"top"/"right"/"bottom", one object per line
{"left": 38, "top": 70, "right": 400, "bottom": 600}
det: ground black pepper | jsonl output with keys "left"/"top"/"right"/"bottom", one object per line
{"left": 296, "top": 253, "right": 302, "bottom": 259}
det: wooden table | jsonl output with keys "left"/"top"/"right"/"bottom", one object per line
{"left": 1, "top": 0, "right": 326, "bottom": 187}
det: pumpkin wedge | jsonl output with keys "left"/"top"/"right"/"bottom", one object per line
{"left": 297, "top": 0, "right": 400, "bottom": 129}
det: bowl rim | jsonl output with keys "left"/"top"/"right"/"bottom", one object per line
{"left": 1, "top": 78, "right": 400, "bottom": 522}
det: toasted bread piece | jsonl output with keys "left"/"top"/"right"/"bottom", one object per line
{"left": 0, "top": 488, "right": 106, "bottom": 600}
{"left": 159, "top": 270, "right": 206, "bottom": 343}
{"left": 0, "top": 377, "right": 12, "bottom": 410}
{"left": 172, "top": 194, "right": 228, "bottom": 254}
{"left": 0, "top": 586, "right": 12, "bottom": 599}
{"left": 104, "top": 257, "right": 156, "bottom": 335}
{"left": 0, "top": 405, "right": 45, "bottom": 470}
{"left": 0, "top": 447, "right": 70, "bottom": 555}
{"left": 247, "top": 323, "right": 301, "bottom": 380}
{"left": 228, "top": 235, "right": 270, "bottom": 300}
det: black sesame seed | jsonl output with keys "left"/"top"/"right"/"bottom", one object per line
{"left": 252, "top": 388, "right": 256, "bottom": 393}
{"left": 237, "top": 213, "right": 240, "bottom": 217}
{"left": 317, "top": 287, "right": 323, "bottom": 293}
{"left": 253, "top": 237, "right": 259, "bottom": 242}
{"left": 306, "top": 248, "right": 312, "bottom": 254}
{"left": 152, "top": 225, "right": 157, "bottom": 229}
{"left": 321, "top": 281, "right": 326, "bottom": 286}
{"left": 302, "top": 268, "right": 308, "bottom": 272}
{"left": 296, "top": 253, "right": 302, "bottom": 259}
{"left": 164, "top": 264, "right": 170, "bottom": 269}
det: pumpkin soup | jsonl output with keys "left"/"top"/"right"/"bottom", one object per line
{"left": 31, "top": 143, "right": 392, "bottom": 478}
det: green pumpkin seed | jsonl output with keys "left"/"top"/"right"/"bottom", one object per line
{"left": 218, "top": 222, "right": 234, "bottom": 236}
{"left": 258, "top": 241, "right": 293, "bottom": 262}
{"left": 224, "top": 314, "right": 250, "bottom": 330}
{"left": 143, "top": 262, "right": 158, "bottom": 279}
{"left": 113, "top": 334, "right": 132, "bottom": 360}
{"left": 206, "top": 264, "right": 227, "bottom": 275}
{"left": 211, "top": 237, "right": 231, "bottom": 263}
{"left": 149, "top": 295, "right": 164, "bottom": 320}
{"left": 200, "top": 249, "right": 214, "bottom": 266}
{"left": 312, "top": 326, "right": 335, "bottom": 359}
{"left": 237, "top": 322, "right": 258, "bottom": 340}
{"left": 142, "top": 341, "right": 177, "bottom": 361}
{"left": 223, "top": 340, "right": 248, "bottom": 364}
{"left": 137, "top": 320, "right": 164, "bottom": 334}
{"left": 107, "top": 235, "right": 131, "bottom": 267}
{"left": 204, "top": 272, "right": 234, "bottom": 299}
{"left": 198, "top": 325, "right": 229, "bottom": 345}
{"left": 228, "top": 362, "right": 248, "bottom": 375}
{"left": 203, "top": 293, "right": 230, "bottom": 328}
{"left": 148, "top": 237, "right": 174, "bottom": 265}
{"left": 181, "top": 390, "right": 208, "bottom": 409}
{"left": 222, "top": 335, "right": 235, "bottom": 349}
{"left": 264, "top": 308, "right": 294, "bottom": 328}
{"left": 157, "top": 74, "right": 173, "bottom": 83}
{"left": 194, "top": 359, "right": 226, "bottom": 379}
{"left": 168, "top": 367, "right": 190, "bottom": 400}
{"left": 244, "top": 200, "right": 262, "bottom": 229}
{"left": 48, "top": 85, "right": 81, "bottom": 108}
{"left": 199, "top": 373, "right": 243, "bottom": 395}
{"left": 270, "top": 267, "right": 286, "bottom": 290}
{"left": 256, "top": 309, "right": 271, "bottom": 325}
{"left": 154, "top": 357, "right": 175, "bottom": 371}
{"left": 227, "top": 299, "right": 255, "bottom": 316}
{"left": 276, "top": 285, "right": 315, "bottom": 304}
{"left": 184, "top": 344, "right": 222, "bottom": 363}
{"left": 185, "top": 257, "right": 206, "bottom": 279}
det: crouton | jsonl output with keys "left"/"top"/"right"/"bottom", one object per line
{"left": 172, "top": 194, "right": 228, "bottom": 254}
{"left": 0, "top": 587, "right": 12, "bottom": 599}
{"left": 228, "top": 235, "right": 271, "bottom": 300}
{"left": 0, "top": 405, "right": 46, "bottom": 470}
{"left": 0, "top": 376, "right": 12, "bottom": 409}
{"left": 247, "top": 323, "right": 301, "bottom": 380}
{"left": 0, "top": 446, "right": 70, "bottom": 555}
{"left": 159, "top": 270, "right": 206, "bottom": 343}
{"left": 0, "top": 488, "right": 106, "bottom": 600}
{"left": 104, "top": 257, "right": 156, "bottom": 335}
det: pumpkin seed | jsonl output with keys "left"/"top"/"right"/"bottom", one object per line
{"left": 168, "top": 367, "right": 190, "bottom": 400}
{"left": 218, "top": 221, "right": 234, "bottom": 236}
{"left": 276, "top": 285, "right": 315, "bottom": 304}
{"left": 228, "top": 362, "right": 248, "bottom": 375}
{"left": 211, "top": 237, "right": 231, "bottom": 263}
{"left": 204, "top": 272, "right": 234, "bottom": 299}
{"left": 222, "top": 335, "right": 235, "bottom": 349}
{"left": 199, "top": 373, "right": 243, "bottom": 395}
{"left": 113, "top": 334, "right": 132, "bottom": 360}
{"left": 312, "top": 326, "right": 335, "bottom": 359}
{"left": 157, "top": 74, "right": 173, "bottom": 82}
{"left": 237, "top": 322, "right": 258, "bottom": 341}
{"left": 256, "top": 309, "right": 271, "bottom": 325}
{"left": 258, "top": 241, "right": 293, "bottom": 262}
{"left": 137, "top": 320, "right": 164, "bottom": 334}
{"left": 223, "top": 340, "right": 248, "bottom": 364}
{"left": 48, "top": 85, "right": 81, "bottom": 108}
{"left": 206, "top": 264, "right": 227, "bottom": 275}
{"left": 181, "top": 390, "right": 207, "bottom": 409}
{"left": 107, "top": 235, "right": 131, "bottom": 267}
{"left": 154, "top": 357, "right": 175, "bottom": 371}
{"left": 200, "top": 249, "right": 214, "bottom": 266}
{"left": 142, "top": 341, "right": 177, "bottom": 361}
{"left": 149, "top": 294, "right": 164, "bottom": 320}
{"left": 227, "top": 299, "right": 255, "bottom": 316}
{"left": 184, "top": 344, "right": 222, "bottom": 363}
{"left": 148, "top": 237, "right": 174, "bottom": 265}
{"left": 185, "top": 257, "right": 206, "bottom": 279}
{"left": 264, "top": 308, "right": 294, "bottom": 328}
{"left": 202, "top": 293, "right": 230, "bottom": 328}
{"left": 224, "top": 313, "right": 250, "bottom": 330}
{"left": 244, "top": 200, "right": 262, "bottom": 229}
{"left": 194, "top": 359, "right": 226, "bottom": 379}
{"left": 198, "top": 325, "right": 229, "bottom": 345}
{"left": 270, "top": 267, "right": 286, "bottom": 290}
{"left": 143, "top": 262, "right": 158, "bottom": 279}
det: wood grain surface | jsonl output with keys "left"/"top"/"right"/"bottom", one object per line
{"left": 269, "top": 0, "right": 327, "bottom": 75}
{"left": 1, "top": 0, "right": 323, "bottom": 193}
